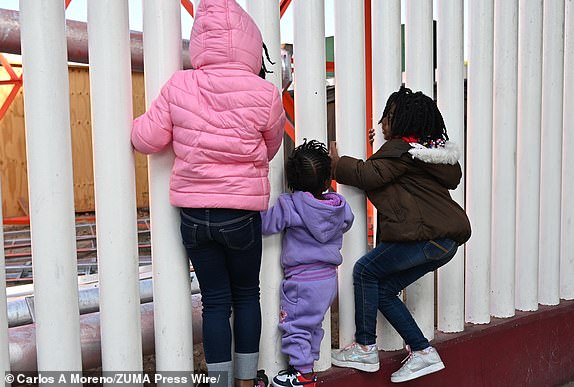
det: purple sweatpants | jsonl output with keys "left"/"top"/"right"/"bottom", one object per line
{"left": 278, "top": 272, "right": 338, "bottom": 373}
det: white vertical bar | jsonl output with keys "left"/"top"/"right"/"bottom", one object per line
{"left": 0, "top": 179, "right": 10, "bottom": 381}
{"left": 294, "top": 0, "right": 327, "bottom": 146}
{"left": 371, "top": 0, "right": 404, "bottom": 351}
{"left": 405, "top": 0, "right": 433, "bottom": 95}
{"left": 561, "top": 0, "right": 574, "bottom": 300}
{"left": 87, "top": 0, "right": 143, "bottom": 374}
{"left": 293, "top": 0, "right": 329, "bottom": 371}
{"left": 142, "top": 0, "right": 194, "bottom": 374}
{"left": 19, "top": 0, "right": 82, "bottom": 373}
{"left": 436, "top": 0, "right": 465, "bottom": 333}
{"left": 245, "top": 0, "right": 286, "bottom": 376}
{"left": 490, "top": 0, "right": 518, "bottom": 318}
{"left": 539, "top": 0, "right": 565, "bottom": 306}
{"left": 515, "top": 0, "right": 543, "bottom": 312}
{"left": 371, "top": 0, "right": 401, "bottom": 153}
{"left": 465, "top": 0, "right": 494, "bottom": 324}
{"left": 334, "top": 0, "right": 368, "bottom": 349}
{"left": 404, "top": 0, "right": 435, "bottom": 341}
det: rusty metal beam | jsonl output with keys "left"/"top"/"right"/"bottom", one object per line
{"left": 0, "top": 8, "right": 192, "bottom": 72}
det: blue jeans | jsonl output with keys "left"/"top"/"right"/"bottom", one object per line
{"left": 180, "top": 208, "right": 262, "bottom": 364}
{"left": 353, "top": 238, "right": 458, "bottom": 351}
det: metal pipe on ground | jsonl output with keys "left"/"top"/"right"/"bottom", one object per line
{"left": 7, "top": 275, "right": 200, "bottom": 327}
{"left": 8, "top": 295, "right": 203, "bottom": 372}
{"left": 7, "top": 279, "right": 153, "bottom": 327}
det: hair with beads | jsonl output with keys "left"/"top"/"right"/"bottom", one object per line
{"left": 259, "top": 43, "right": 275, "bottom": 79}
{"left": 378, "top": 86, "right": 449, "bottom": 143}
{"left": 286, "top": 139, "right": 331, "bottom": 195}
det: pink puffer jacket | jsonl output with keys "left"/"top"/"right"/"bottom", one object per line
{"left": 131, "top": 0, "right": 285, "bottom": 211}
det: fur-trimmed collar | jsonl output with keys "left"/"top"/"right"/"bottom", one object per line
{"left": 408, "top": 142, "right": 460, "bottom": 165}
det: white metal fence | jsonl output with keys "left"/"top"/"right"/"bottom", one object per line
{"left": 1, "top": 0, "right": 573, "bottom": 383}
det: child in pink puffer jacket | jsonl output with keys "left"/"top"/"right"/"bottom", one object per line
{"left": 131, "top": 0, "right": 286, "bottom": 386}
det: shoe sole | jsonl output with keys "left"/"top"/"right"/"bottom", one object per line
{"left": 390, "top": 361, "right": 445, "bottom": 383}
{"left": 331, "top": 359, "right": 380, "bottom": 373}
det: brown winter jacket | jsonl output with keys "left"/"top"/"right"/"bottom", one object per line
{"left": 335, "top": 139, "right": 471, "bottom": 245}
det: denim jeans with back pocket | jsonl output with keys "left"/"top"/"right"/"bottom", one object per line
{"left": 180, "top": 208, "right": 263, "bottom": 365}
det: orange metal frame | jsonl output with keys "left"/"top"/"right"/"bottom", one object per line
{"left": 0, "top": 54, "right": 23, "bottom": 121}
{"left": 181, "top": 0, "right": 195, "bottom": 17}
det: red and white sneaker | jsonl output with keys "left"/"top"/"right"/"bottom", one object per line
{"left": 271, "top": 366, "right": 317, "bottom": 387}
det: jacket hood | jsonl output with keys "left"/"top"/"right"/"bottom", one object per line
{"left": 371, "top": 139, "right": 462, "bottom": 190}
{"left": 407, "top": 141, "right": 460, "bottom": 165}
{"left": 409, "top": 141, "right": 462, "bottom": 189}
{"left": 189, "top": 0, "right": 263, "bottom": 74}
{"left": 291, "top": 191, "right": 352, "bottom": 243}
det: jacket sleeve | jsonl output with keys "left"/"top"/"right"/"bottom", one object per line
{"left": 260, "top": 195, "right": 292, "bottom": 235}
{"left": 263, "top": 87, "right": 286, "bottom": 161}
{"left": 131, "top": 79, "right": 174, "bottom": 154}
{"left": 342, "top": 203, "right": 355, "bottom": 233}
{"left": 335, "top": 155, "right": 409, "bottom": 191}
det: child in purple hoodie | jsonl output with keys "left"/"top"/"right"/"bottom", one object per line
{"left": 261, "top": 140, "right": 354, "bottom": 387}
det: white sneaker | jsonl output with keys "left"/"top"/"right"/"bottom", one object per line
{"left": 390, "top": 346, "right": 445, "bottom": 383}
{"left": 331, "top": 342, "right": 380, "bottom": 372}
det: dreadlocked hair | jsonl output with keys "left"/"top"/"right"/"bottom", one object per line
{"left": 259, "top": 43, "right": 275, "bottom": 79}
{"left": 378, "top": 86, "right": 449, "bottom": 145}
{"left": 286, "top": 139, "right": 331, "bottom": 195}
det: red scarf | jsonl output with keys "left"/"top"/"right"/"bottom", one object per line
{"left": 401, "top": 136, "right": 420, "bottom": 143}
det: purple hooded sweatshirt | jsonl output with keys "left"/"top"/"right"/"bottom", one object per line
{"left": 261, "top": 191, "right": 354, "bottom": 277}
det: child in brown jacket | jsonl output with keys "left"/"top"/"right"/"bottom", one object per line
{"left": 330, "top": 86, "right": 471, "bottom": 383}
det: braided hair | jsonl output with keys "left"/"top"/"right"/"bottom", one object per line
{"left": 378, "top": 86, "right": 449, "bottom": 144}
{"left": 259, "top": 43, "right": 275, "bottom": 79}
{"left": 286, "top": 139, "right": 331, "bottom": 196}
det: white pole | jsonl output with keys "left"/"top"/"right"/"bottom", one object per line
{"left": 562, "top": 0, "right": 574, "bottom": 301}
{"left": 87, "top": 0, "right": 142, "bottom": 374}
{"left": 490, "top": 0, "right": 518, "bottom": 318}
{"left": 371, "top": 0, "right": 404, "bottom": 351}
{"left": 404, "top": 0, "right": 435, "bottom": 341}
{"left": 465, "top": 0, "right": 494, "bottom": 324}
{"left": 539, "top": 0, "right": 564, "bottom": 306}
{"left": 515, "top": 0, "right": 543, "bottom": 312}
{"left": 371, "top": 0, "right": 401, "bottom": 158}
{"left": 293, "top": 0, "right": 330, "bottom": 371}
{"left": 245, "top": 0, "right": 285, "bottom": 376}
{"left": 19, "top": 0, "right": 83, "bottom": 372}
{"left": 142, "top": 0, "right": 194, "bottom": 374}
{"left": 334, "top": 0, "right": 368, "bottom": 349}
{"left": 0, "top": 179, "right": 10, "bottom": 382}
{"left": 294, "top": 0, "right": 327, "bottom": 146}
{"left": 436, "top": 0, "right": 465, "bottom": 333}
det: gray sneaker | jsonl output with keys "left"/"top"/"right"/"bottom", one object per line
{"left": 390, "top": 346, "right": 445, "bottom": 383}
{"left": 331, "top": 342, "right": 380, "bottom": 372}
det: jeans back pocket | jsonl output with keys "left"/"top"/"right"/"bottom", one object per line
{"left": 180, "top": 221, "right": 199, "bottom": 248}
{"left": 423, "top": 239, "right": 457, "bottom": 261}
{"left": 220, "top": 216, "right": 258, "bottom": 250}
